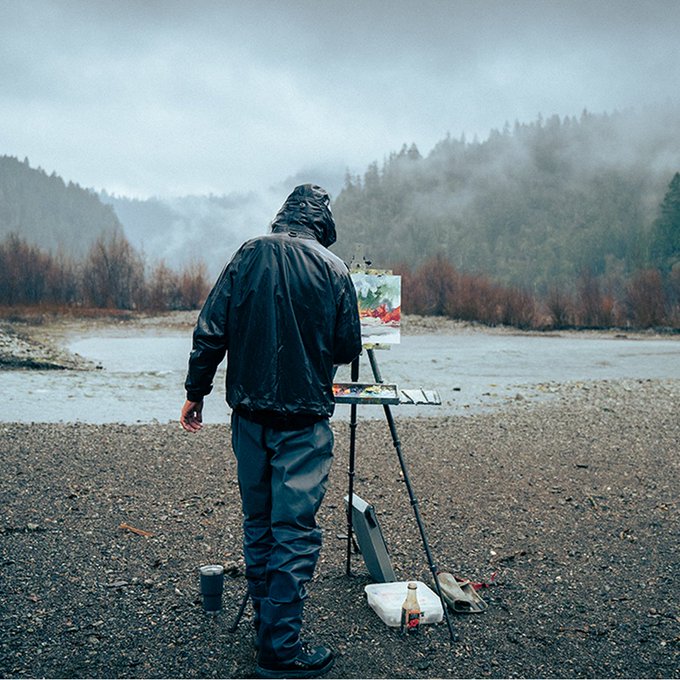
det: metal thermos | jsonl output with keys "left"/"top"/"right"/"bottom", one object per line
{"left": 199, "top": 564, "right": 224, "bottom": 613}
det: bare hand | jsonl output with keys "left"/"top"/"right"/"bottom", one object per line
{"left": 180, "top": 400, "right": 204, "bottom": 432}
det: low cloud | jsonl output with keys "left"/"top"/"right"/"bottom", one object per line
{"left": 1, "top": 0, "right": 679, "bottom": 198}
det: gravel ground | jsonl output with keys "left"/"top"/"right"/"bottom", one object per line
{"left": 1, "top": 378, "right": 678, "bottom": 679}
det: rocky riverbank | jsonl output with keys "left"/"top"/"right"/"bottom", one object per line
{"left": 1, "top": 378, "right": 678, "bottom": 678}
{"left": 0, "top": 324, "right": 95, "bottom": 370}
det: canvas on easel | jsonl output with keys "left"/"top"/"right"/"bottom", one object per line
{"left": 351, "top": 272, "right": 401, "bottom": 345}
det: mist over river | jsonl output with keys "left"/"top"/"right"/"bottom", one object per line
{"left": 2, "top": 327, "right": 678, "bottom": 424}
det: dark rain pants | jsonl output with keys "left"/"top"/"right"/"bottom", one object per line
{"left": 230, "top": 412, "right": 334, "bottom": 664}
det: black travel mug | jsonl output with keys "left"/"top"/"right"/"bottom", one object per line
{"left": 199, "top": 564, "right": 224, "bottom": 613}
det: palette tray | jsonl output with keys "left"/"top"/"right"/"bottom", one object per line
{"left": 332, "top": 382, "right": 400, "bottom": 405}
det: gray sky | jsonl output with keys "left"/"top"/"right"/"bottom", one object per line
{"left": 1, "top": 0, "right": 679, "bottom": 198}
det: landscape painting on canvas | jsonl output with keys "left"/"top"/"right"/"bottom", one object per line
{"left": 351, "top": 273, "right": 401, "bottom": 345}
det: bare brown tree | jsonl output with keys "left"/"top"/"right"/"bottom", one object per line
{"left": 81, "top": 231, "right": 145, "bottom": 309}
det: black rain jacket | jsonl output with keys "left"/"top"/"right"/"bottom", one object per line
{"left": 184, "top": 184, "right": 362, "bottom": 428}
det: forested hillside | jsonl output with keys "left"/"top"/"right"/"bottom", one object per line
{"left": 333, "top": 108, "right": 680, "bottom": 291}
{"left": 0, "top": 156, "right": 209, "bottom": 310}
{"left": 0, "top": 156, "right": 122, "bottom": 255}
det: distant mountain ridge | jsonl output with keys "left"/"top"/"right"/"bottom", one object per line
{"left": 0, "top": 155, "right": 122, "bottom": 255}
{"left": 0, "top": 152, "right": 344, "bottom": 279}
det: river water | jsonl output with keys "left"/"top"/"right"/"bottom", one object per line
{"left": 2, "top": 329, "right": 678, "bottom": 424}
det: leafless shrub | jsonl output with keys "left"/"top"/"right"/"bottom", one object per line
{"left": 81, "top": 231, "right": 145, "bottom": 309}
{"left": 177, "top": 260, "right": 211, "bottom": 310}
{"left": 626, "top": 268, "right": 667, "bottom": 328}
{"left": 545, "top": 285, "right": 573, "bottom": 328}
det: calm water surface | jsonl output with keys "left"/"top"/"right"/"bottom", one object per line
{"left": 2, "top": 330, "right": 678, "bottom": 424}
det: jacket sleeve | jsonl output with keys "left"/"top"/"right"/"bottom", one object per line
{"left": 332, "top": 271, "right": 363, "bottom": 365}
{"left": 184, "top": 261, "right": 233, "bottom": 402}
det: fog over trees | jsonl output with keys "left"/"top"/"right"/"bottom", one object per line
{"left": 333, "top": 107, "right": 680, "bottom": 289}
{"left": 329, "top": 107, "right": 680, "bottom": 328}
{"left": 99, "top": 191, "right": 272, "bottom": 278}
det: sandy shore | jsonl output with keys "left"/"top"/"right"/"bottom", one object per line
{"left": 1, "top": 378, "right": 678, "bottom": 678}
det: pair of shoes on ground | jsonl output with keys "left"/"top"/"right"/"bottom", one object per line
{"left": 255, "top": 643, "right": 334, "bottom": 679}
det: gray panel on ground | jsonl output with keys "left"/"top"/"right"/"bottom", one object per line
{"left": 344, "top": 493, "right": 396, "bottom": 582}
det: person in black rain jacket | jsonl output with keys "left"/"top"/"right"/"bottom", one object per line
{"left": 181, "top": 184, "right": 362, "bottom": 679}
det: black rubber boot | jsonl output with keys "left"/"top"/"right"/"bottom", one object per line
{"left": 255, "top": 644, "right": 334, "bottom": 679}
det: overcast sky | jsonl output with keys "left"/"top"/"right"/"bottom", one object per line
{"left": 1, "top": 0, "right": 679, "bottom": 199}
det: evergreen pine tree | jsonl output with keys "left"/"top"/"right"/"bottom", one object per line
{"left": 650, "top": 172, "right": 680, "bottom": 272}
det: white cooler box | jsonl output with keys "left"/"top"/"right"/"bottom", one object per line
{"left": 364, "top": 581, "right": 443, "bottom": 627}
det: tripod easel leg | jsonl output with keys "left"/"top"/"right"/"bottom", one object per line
{"left": 346, "top": 356, "right": 360, "bottom": 576}
{"left": 367, "top": 349, "right": 458, "bottom": 642}
{"left": 227, "top": 589, "right": 250, "bottom": 633}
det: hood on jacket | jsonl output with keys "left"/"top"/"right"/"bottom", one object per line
{"left": 270, "top": 184, "right": 337, "bottom": 247}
